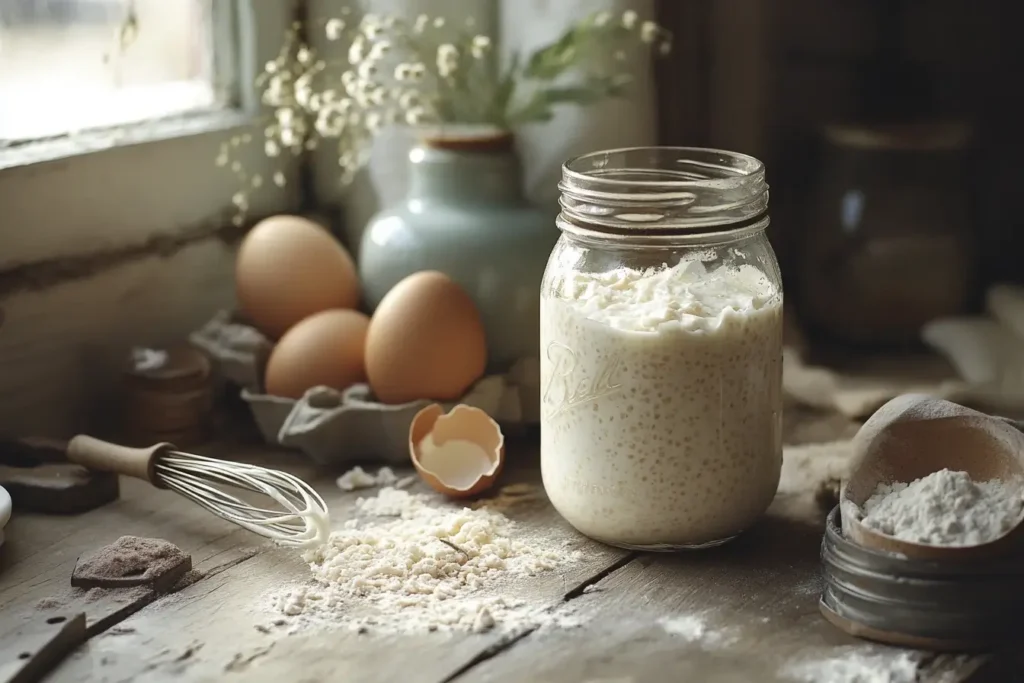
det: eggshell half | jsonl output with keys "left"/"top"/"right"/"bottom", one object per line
{"left": 409, "top": 404, "right": 505, "bottom": 498}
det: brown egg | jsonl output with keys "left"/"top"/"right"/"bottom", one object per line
{"left": 264, "top": 309, "right": 369, "bottom": 399}
{"left": 365, "top": 271, "right": 487, "bottom": 404}
{"left": 236, "top": 215, "right": 359, "bottom": 340}
{"left": 409, "top": 403, "right": 504, "bottom": 498}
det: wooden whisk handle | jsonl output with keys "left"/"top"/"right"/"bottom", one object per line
{"left": 66, "top": 436, "right": 173, "bottom": 488}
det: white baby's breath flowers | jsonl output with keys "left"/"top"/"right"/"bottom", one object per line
{"left": 315, "top": 102, "right": 347, "bottom": 137}
{"left": 436, "top": 44, "right": 459, "bottom": 78}
{"left": 348, "top": 38, "right": 365, "bottom": 65}
{"left": 368, "top": 40, "right": 391, "bottom": 61}
{"left": 220, "top": 9, "right": 671, "bottom": 224}
{"left": 405, "top": 106, "right": 428, "bottom": 125}
{"left": 394, "top": 62, "right": 427, "bottom": 83}
{"left": 325, "top": 18, "right": 345, "bottom": 40}
{"left": 398, "top": 91, "right": 421, "bottom": 110}
{"left": 361, "top": 14, "right": 384, "bottom": 39}
{"left": 357, "top": 61, "right": 377, "bottom": 81}
{"left": 640, "top": 21, "right": 659, "bottom": 44}
{"left": 365, "top": 111, "right": 383, "bottom": 133}
{"left": 340, "top": 70, "right": 356, "bottom": 92}
{"left": 470, "top": 35, "right": 491, "bottom": 59}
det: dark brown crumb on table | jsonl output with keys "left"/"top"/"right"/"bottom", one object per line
{"left": 76, "top": 536, "right": 186, "bottom": 581}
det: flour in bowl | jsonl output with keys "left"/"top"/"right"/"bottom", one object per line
{"left": 859, "top": 469, "right": 1024, "bottom": 546}
{"left": 267, "top": 486, "right": 584, "bottom": 635}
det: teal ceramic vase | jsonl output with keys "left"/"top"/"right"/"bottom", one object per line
{"left": 358, "top": 129, "right": 556, "bottom": 371}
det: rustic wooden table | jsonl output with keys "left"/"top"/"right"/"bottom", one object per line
{"left": 0, "top": 422, "right": 1019, "bottom": 683}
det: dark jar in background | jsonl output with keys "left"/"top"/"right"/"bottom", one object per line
{"left": 797, "top": 122, "right": 977, "bottom": 348}
{"left": 121, "top": 346, "right": 213, "bottom": 447}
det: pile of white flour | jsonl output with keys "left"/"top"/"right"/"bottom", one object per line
{"left": 859, "top": 469, "right": 1024, "bottom": 546}
{"left": 782, "top": 648, "right": 921, "bottom": 683}
{"left": 267, "top": 486, "right": 584, "bottom": 635}
{"left": 336, "top": 466, "right": 416, "bottom": 491}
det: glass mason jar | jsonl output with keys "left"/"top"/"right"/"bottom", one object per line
{"left": 540, "top": 147, "right": 784, "bottom": 551}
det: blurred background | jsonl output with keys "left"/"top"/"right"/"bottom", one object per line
{"left": 5, "top": 0, "right": 1019, "bottom": 349}
{"left": 1, "top": 0, "right": 1023, "bottom": 436}
{"left": 655, "top": 0, "right": 1023, "bottom": 349}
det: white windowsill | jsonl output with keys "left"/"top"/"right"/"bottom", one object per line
{"left": 0, "top": 107, "right": 255, "bottom": 172}
{"left": 0, "top": 79, "right": 219, "bottom": 142}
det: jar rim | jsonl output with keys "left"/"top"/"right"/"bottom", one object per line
{"left": 558, "top": 146, "right": 769, "bottom": 236}
{"left": 562, "top": 146, "right": 765, "bottom": 190}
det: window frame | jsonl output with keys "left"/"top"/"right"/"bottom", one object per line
{"left": 0, "top": 0, "right": 304, "bottom": 268}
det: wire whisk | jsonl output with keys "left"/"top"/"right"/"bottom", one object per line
{"left": 66, "top": 435, "right": 330, "bottom": 548}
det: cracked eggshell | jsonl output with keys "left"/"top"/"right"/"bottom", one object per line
{"left": 409, "top": 404, "right": 505, "bottom": 499}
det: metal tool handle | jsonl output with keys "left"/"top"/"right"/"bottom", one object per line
{"left": 65, "top": 436, "right": 172, "bottom": 487}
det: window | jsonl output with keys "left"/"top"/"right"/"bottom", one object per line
{"left": 0, "top": 0, "right": 300, "bottom": 267}
{"left": 0, "top": 1, "right": 302, "bottom": 437}
{"left": 0, "top": 0, "right": 223, "bottom": 144}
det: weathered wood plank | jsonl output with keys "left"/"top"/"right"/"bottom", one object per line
{"left": 0, "top": 441, "right": 323, "bottom": 683}
{"left": 0, "top": 241, "right": 237, "bottom": 437}
{"left": 7, "top": 429, "right": 995, "bottom": 682}
{"left": 43, "top": 444, "right": 630, "bottom": 683}
{"left": 452, "top": 494, "right": 994, "bottom": 683}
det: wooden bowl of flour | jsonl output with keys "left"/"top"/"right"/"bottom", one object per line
{"left": 840, "top": 394, "right": 1024, "bottom": 562}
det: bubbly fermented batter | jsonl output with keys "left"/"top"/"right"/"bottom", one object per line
{"left": 540, "top": 260, "right": 783, "bottom": 549}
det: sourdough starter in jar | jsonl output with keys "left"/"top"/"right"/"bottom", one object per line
{"left": 540, "top": 259, "right": 783, "bottom": 549}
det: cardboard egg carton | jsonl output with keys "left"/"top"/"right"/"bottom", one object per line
{"left": 188, "top": 310, "right": 538, "bottom": 466}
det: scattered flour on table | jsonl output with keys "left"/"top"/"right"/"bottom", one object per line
{"left": 265, "top": 486, "right": 585, "bottom": 635}
{"left": 782, "top": 648, "right": 921, "bottom": 683}
{"left": 658, "top": 614, "right": 733, "bottom": 648}
{"left": 859, "top": 469, "right": 1024, "bottom": 546}
{"left": 35, "top": 586, "right": 150, "bottom": 610}
{"left": 336, "top": 466, "right": 410, "bottom": 491}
